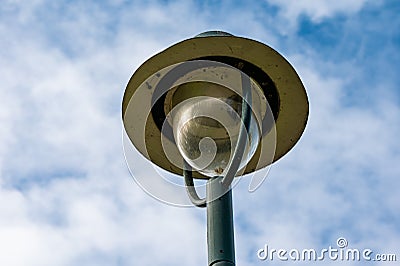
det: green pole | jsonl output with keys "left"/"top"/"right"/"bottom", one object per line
{"left": 207, "top": 176, "right": 235, "bottom": 266}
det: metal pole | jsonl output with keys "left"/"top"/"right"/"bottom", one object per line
{"left": 184, "top": 64, "right": 251, "bottom": 265}
{"left": 207, "top": 176, "right": 235, "bottom": 266}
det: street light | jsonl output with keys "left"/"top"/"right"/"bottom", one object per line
{"left": 122, "top": 31, "right": 308, "bottom": 265}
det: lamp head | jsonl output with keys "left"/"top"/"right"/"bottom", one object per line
{"left": 122, "top": 31, "right": 308, "bottom": 179}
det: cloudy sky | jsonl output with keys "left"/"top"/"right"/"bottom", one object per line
{"left": 0, "top": 0, "right": 399, "bottom": 265}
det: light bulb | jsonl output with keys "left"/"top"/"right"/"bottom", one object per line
{"left": 170, "top": 82, "right": 261, "bottom": 177}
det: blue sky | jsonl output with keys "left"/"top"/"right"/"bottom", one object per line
{"left": 0, "top": 0, "right": 399, "bottom": 265}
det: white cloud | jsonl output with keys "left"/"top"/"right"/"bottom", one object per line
{"left": 267, "top": 0, "right": 376, "bottom": 24}
{"left": 0, "top": 174, "right": 208, "bottom": 265}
